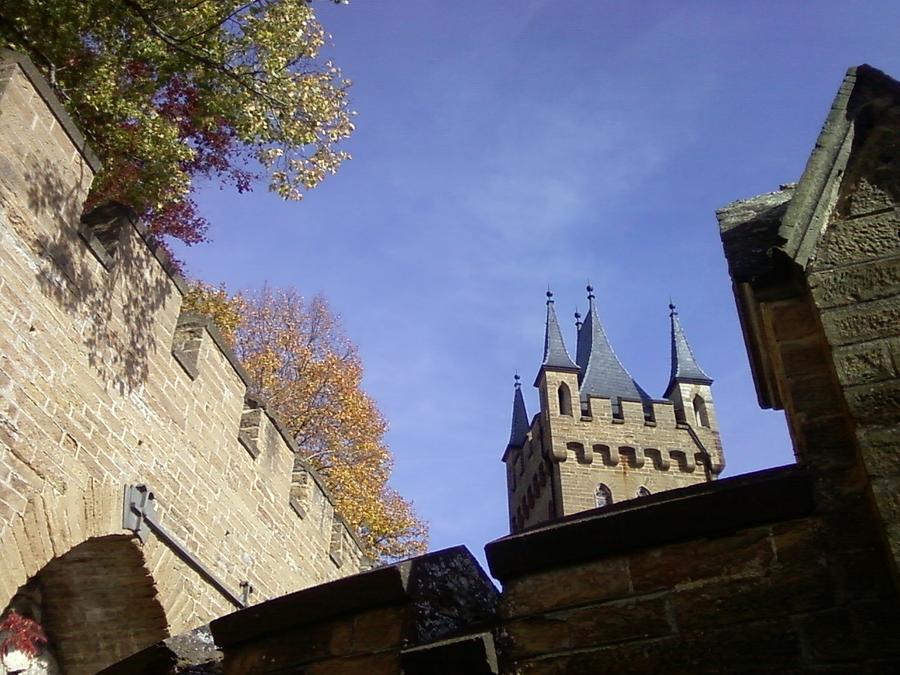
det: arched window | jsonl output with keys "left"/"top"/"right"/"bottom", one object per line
{"left": 557, "top": 383, "right": 572, "bottom": 416}
{"left": 637, "top": 486, "right": 651, "bottom": 498}
{"left": 595, "top": 483, "right": 612, "bottom": 508}
{"left": 693, "top": 394, "right": 710, "bottom": 428}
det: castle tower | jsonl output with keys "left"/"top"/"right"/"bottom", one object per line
{"left": 503, "top": 288, "right": 725, "bottom": 533}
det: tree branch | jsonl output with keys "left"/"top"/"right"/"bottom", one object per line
{"left": 120, "top": 0, "right": 286, "bottom": 106}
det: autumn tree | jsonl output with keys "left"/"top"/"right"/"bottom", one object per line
{"left": 185, "top": 284, "right": 429, "bottom": 562}
{"left": 0, "top": 0, "right": 353, "bottom": 244}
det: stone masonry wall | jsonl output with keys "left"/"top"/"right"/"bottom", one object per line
{"left": 806, "top": 95, "right": 900, "bottom": 573}
{"left": 510, "top": 369, "right": 721, "bottom": 531}
{"left": 491, "top": 472, "right": 900, "bottom": 674}
{"left": 103, "top": 467, "right": 900, "bottom": 674}
{"left": 0, "top": 53, "right": 364, "bottom": 672}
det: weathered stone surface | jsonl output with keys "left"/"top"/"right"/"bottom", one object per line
{"left": 858, "top": 424, "right": 900, "bottom": 477}
{"left": 843, "top": 379, "right": 900, "bottom": 425}
{"left": 503, "top": 597, "right": 672, "bottom": 660}
{"left": 794, "top": 416, "right": 858, "bottom": 470}
{"left": 833, "top": 339, "right": 899, "bottom": 386}
{"left": 810, "top": 254, "right": 900, "bottom": 308}
{"left": 812, "top": 211, "right": 900, "bottom": 271}
{"left": 820, "top": 298, "right": 900, "bottom": 346}
{"left": 671, "top": 565, "right": 833, "bottom": 631}
{"left": 513, "top": 619, "right": 801, "bottom": 674}
{"left": 768, "top": 299, "right": 819, "bottom": 342}
{"left": 838, "top": 177, "right": 898, "bottom": 219}
{"left": 629, "top": 526, "right": 774, "bottom": 593}
{"left": 499, "top": 557, "right": 630, "bottom": 619}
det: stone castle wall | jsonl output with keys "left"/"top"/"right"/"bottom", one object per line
{"left": 509, "top": 367, "right": 722, "bottom": 531}
{"left": 0, "top": 52, "right": 365, "bottom": 674}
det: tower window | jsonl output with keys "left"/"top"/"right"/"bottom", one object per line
{"left": 637, "top": 486, "right": 651, "bottom": 498}
{"left": 557, "top": 383, "right": 572, "bottom": 416}
{"left": 595, "top": 483, "right": 612, "bottom": 508}
{"left": 693, "top": 394, "right": 710, "bottom": 428}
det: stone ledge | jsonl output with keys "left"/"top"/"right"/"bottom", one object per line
{"left": 485, "top": 464, "right": 814, "bottom": 583}
{"left": 400, "top": 631, "right": 499, "bottom": 675}
{"left": 210, "top": 545, "right": 498, "bottom": 649}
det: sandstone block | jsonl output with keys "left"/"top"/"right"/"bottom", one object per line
{"left": 629, "top": 526, "right": 774, "bottom": 593}
{"left": 820, "top": 298, "right": 900, "bottom": 347}
{"left": 500, "top": 557, "right": 631, "bottom": 619}
{"left": 503, "top": 597, "right": 671, "bottom": 660}
{"left": 813, "top": 210, "right": 900, "bottom": 269}
{"left": 810, "top": 256, "right": 900, "bottom": 310}
{"left": 843, "top": 379, "right": 900, "bottom": 425}
{"left": 833, "top": 339, "right": 898, "bottom": 386}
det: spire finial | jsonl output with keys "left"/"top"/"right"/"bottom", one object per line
{"left": 546, "top": 288, "right": 554, "bottom": 305}
{"left": 669, "top": 298, "right": 677, "bottom": 317}
{"left": 574, "top": 308, "right": 582, "bottom": 330}
{"left": 514, "top": 372, "right": 521, "bottom": 388}
{"left": 586, "top": 283, "right": 595, "bottom": 301}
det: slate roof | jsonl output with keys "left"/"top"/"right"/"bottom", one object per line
{"left": 717, "top": 187, "right": 794, "bottom": 284}
{"left": 540, "top": 292, "right": 579, "bottom": 371}
{"left": 666, "top": 304, "right": 712, "bottom": 395}
{"left": 576, "top": 287, "right": 651, "bottom": 406}
{"left": 508, "top": 375, "right": 530, "bottom": 448}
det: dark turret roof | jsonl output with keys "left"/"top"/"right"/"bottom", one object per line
{"left": 665, "top": 304, "right": 712, "bottom": 396}
{"left": 508, "top": 375, "right": 530, "bottom": 447}
{"left": 540, "top": 291, "right": 578, "bottom": 371}
{"left": 576, "top": 286, "right": 651, "bottom": 405}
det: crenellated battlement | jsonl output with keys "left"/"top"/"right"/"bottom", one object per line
{"left": 0, "top": 50, "right": 366, "bottom": 666}
{"left": 505, "top": 287, "right": 724, "bottom": 533}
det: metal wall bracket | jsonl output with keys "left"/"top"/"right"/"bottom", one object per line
{"left": 123, "top": 484, "right": 156, "bottom": 543}
{"left": 123, "top": 483, "right": 248, "bottom": 609}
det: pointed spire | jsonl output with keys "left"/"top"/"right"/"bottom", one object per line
{"left": 666, "top": 302, "right": 712, "bottom": 395}
{"left": 577, "top": 284, "right": 651, "bottom": 406}
{"left": 508, "top": 373, "right": 530, "bottom": 447}
{"left": 540, "top": 290, "right": 578, "bottom": 371}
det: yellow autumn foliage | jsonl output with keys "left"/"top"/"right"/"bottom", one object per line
{"left": 184, "top": 284, "right": 428, "bottom": 561}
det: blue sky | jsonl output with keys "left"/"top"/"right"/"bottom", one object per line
{"left": 176, "top": 1, "right": 900, "bottom": 563}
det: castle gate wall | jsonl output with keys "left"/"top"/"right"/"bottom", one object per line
{"left": 0, "top": 53, "right": 364, "bottom": 672}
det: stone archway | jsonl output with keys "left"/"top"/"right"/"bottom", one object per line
{"left": 3, "top": 535, "right": 168, "bottom": 675}
{"left": 0, "top": 484, "right": 171, "bottom": 674}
